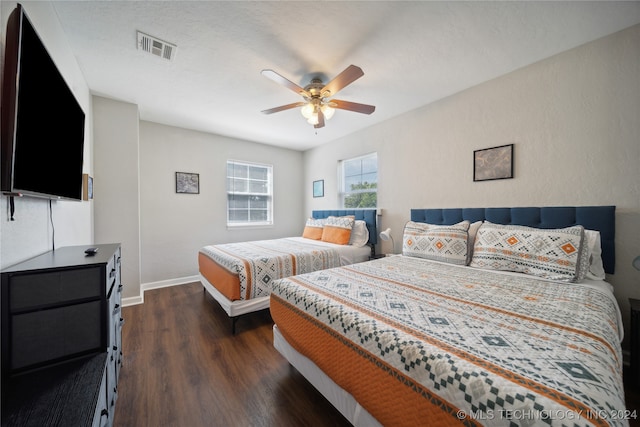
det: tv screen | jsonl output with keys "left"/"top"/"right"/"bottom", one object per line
{"left": 1, "top": 4, "right": 85, "bottom": 201}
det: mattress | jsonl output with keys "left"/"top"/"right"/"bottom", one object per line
{"left": 270, "top": 255, "right": 627, "bottom": 427}
{"left": 199, "top": 237, "right": 371, "bottom": 302}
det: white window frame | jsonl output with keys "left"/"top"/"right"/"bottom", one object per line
{"left": 226, "top": 160, "right": 273, "bottom": 228}
{"left": 339, "top": 152, "right": 377, "bottom": 208}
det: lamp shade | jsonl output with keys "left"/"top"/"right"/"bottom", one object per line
{"left": 379, "top": 228, "right": 395, "bottom": 255}
{"left": 634, "top": 256, "right": 640, "bottom": 271}
{"left": 379, "top": 228, "right": 392, "bottom": 241}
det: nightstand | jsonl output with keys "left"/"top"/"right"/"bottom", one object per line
{"left": 630, "top": 298, "right": 640, "bottom": 384}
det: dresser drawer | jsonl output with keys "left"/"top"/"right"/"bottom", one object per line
{"left": 9, "top": 267, "right": 103, "bottom": 311}
{"left": 11, "top": 300, "right": 102, "bottom": 370}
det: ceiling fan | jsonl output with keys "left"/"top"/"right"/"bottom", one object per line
{"left": 261, "top": 65, "right": 375, "bottom": 129}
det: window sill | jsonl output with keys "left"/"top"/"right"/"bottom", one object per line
{"left": 226, "top": 223, "right": 274, "bottom": 231}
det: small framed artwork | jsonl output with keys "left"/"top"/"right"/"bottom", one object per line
{"left": 82, "top": 174, "right": 93, "bottom": 201}
{"left": 313, "top": 179, "right": 324, "bottom": 198}
{"left": 473, "top": 144, "right": 514, "bottom": 182}
{"left": 176, "top": 172, "right": 200, "bottom": 194}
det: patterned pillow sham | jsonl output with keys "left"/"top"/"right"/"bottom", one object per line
{"left": 302, "top": 218, "right": 326, "bottom": 240}
{"left": 469, "top": 222, "right": 589, "bottom": 282}
{"left": 402, "top": 220, "right": 470, "bottom": 265}
{"left": 321, "top": 215, "right": 355, "bottom": 245}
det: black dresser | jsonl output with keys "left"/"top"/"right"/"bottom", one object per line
{"left": 1, "top": 244, "right": 123, "bottom": 427}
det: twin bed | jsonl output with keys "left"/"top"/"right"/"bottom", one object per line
{"left": 198, "top": 209, "right": 377, "bottom": 333}
{"left": 269, "top": 206, "right": 629, "bottom": 426}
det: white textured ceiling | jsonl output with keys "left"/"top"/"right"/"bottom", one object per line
{"left": 50, "top": 1, "right": 640, "bottom": 151}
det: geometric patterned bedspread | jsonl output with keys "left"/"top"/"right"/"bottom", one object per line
{"left": 270, "top": 255, "right": 629, "bottom": 427}
{"left": 199, "top": 238, "right": 342, "bottom": 300}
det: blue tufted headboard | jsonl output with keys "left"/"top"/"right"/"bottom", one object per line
{"left": 312, "top": 209, "right": 378, "bottom": 246}
{"left": 410, "top": 206, "right": 615, "bottom": 274}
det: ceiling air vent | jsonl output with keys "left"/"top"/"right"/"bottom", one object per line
{"left": 137, "top": 31, "right": 176, "bottom": 61}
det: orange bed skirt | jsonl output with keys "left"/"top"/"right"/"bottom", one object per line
{"left": 198, "top": 252, "right": 241, "bottom": 301}
{"left": 270, "top": 295, "right": 478, "bottom": 427}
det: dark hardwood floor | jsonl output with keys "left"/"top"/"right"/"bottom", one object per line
{"left": 114, "top": 282, "right": 640, "bottom": 427}
{"left": 113, "top": 282, "right": 350, "bottom": 427}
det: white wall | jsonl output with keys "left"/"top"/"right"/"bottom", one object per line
{"left": 138, "top": 121, "right": 304, "bottom": 286}
{"left": 0, "top": 1, "right": 93, "bottom": 269}
{"left": 92, "top": 96, "right": 141, "bottom": 301}
{"left": 304, "top": 25, "right": 640, "bottom": 346}
{"left": 92, "top": 101, "right": 304, "bottom": 303}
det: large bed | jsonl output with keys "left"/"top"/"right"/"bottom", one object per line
{"left": 270, "top": 206, "right": 629, "bottom": 426}
{"left": 199, "top": 209, "right": 377, "bottom": 333}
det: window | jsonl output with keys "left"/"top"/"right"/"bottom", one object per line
{"left": 227, "top": 160, "right": 273, "bottom": 226}
{"left": 340, "top": 153, "right": 377, "bottom": 208}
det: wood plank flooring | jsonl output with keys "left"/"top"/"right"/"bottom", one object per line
{"left": 115, "top": 282, "right": 640, "bottom": 427}
{"left": 113, "top": 282, "right": 350, "bottom": 427}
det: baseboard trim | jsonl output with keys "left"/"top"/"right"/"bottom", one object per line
{"left": 143, "top": 275, "right": 200, "bottom": 292}
{"left": 122, "top": 295, "right": 144, "bottom": 307}
{"left": 122, "top": 275, "right": 200, "bottom": 307}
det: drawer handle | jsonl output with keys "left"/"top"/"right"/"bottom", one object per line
{"left": 101, "top": 409, "right": 109, "bottom": 417}
{"left": 109, "top": 268, "right": 116, "bottom": 278}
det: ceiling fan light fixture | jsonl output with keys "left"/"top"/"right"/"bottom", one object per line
{"left": 301, "top": 103, "right": 315, "bottom": 119}
{"left": 321, "top": 104, "right": 335, "bottom": 120}
{"left": 301, "top": 102, "right": 333, "bottom": 125}
{"left": 262, "top": 65, "right": 375, "bottom": 129}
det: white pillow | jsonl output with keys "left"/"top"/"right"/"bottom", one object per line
{"left": 584, "top": 229, "right": 606, "bottom": 280}
{"left": 466, "top": 221, "right": 483, "bottom": 263}
{"left": 349, "top": 220, "right": 370, "bottom": 247}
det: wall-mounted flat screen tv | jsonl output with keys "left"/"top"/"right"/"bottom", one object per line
{"left": 1, "top": 4, "right": 85, "bottom": 201}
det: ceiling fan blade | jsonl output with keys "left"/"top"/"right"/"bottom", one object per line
{"left": 331, "top": 99, "right": 376, "bottom": 115}
{"left": 322, "top": 65, "right": 364, "bottom": 97}
{"left": 261, "top": 102, "right": 305, "bottom": 114}
{"left": 261, "top": 69, "right": 309, "bottom": 97}
{"left": 314, "top": 109, "right": 325, "bottom": 129}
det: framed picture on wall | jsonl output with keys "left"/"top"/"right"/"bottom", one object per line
{"left": 82, "top": 174, "right": 93, "bottom": 201}
{"left": 313, "top": 179, "right": 324, "bottom": 198}
{"left": 176, "top": 172, "right": 200, "bottom": 194}
{"left": 473, "top": 144, "right": 514, "bottom": 182}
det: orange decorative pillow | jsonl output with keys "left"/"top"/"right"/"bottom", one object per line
{"left": 321, "top": 216, "right": 355, "bottom": 245}
{"left": 302, "top": 218, "right": 325, "bottom": 240}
